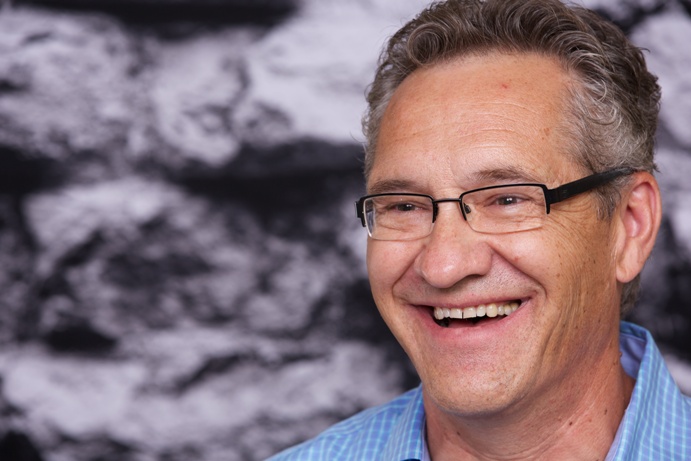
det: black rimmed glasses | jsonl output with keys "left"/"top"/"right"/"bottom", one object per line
{"left": 355, "top": 167, "right": 635, "bottom": 241}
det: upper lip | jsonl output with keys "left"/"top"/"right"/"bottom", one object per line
{"left": 410, "top": 298, "right": 525, "bottom": 310}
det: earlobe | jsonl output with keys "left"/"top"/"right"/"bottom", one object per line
{"left": 615, "top": 172, "right": 662, "bottom": 283}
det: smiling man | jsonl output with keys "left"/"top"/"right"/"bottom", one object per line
{"left": 269, "top": 1, "right": 691, "bottom": 460}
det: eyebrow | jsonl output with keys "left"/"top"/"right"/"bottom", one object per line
{"left": 468, "top": 166, "right": 542, "bottom": 185}
{"left": 367, "top": 166, "right": 543, "bottom": 195}
{"left": 367, "top": 179, "right": 423, "bottom": 195}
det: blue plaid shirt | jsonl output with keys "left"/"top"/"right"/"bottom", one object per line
{"left": 268, "top": 322, "right": 691, "bottom": 460}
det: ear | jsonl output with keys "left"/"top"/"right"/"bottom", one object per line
{"left": 614, "top": 172, "right": 662, "bottom": 284}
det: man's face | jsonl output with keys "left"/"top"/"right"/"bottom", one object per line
{"left": 366, "top": 53, "right": 624, "bottom": 418}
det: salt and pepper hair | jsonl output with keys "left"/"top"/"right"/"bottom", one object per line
{"left": 362, "top": 0, "right": 661, "bottom": 314}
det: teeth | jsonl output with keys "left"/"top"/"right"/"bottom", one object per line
{"left": 486, "top": 303, "right": 497, "bottom": 318}
{"left": 433, "top": 302, "right": 520, "bottom": 321}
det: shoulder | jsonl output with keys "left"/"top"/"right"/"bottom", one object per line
{"left": 267, "top": 387, "right": 422, "bottom": 461}
{"left": 617, "top": 322, "right": 691, "bottom": 458}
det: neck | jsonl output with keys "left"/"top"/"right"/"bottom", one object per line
{"left": 425, "top": 352, "right": 635, "bottom": 461}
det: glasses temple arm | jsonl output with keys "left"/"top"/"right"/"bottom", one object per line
{"left": 355, "top": 200, "right": 366, "bottom": 227}
{"left": 545, "top": 167, "right": 636, "bottom": 206}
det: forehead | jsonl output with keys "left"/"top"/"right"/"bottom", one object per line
{"left": 369, "top": 52, "right": 581, "bottom": 192}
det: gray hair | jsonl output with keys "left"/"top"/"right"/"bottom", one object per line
{"left": 362, "top": 0, "right": 661, "bottom": 315}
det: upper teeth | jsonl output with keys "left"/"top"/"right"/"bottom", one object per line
{"left": 433, "top": 302, "right": 520, "bottom": 320}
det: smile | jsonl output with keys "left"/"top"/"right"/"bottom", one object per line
{"left": 432, "top": 301, "right": 521, "bottom": 327}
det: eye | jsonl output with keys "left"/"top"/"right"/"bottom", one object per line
{"left": 392, "top": 202, "right": 419, "bottom": 212}
{"left": 376, "top": 197, "right": 432, "bottom": 214}
{"left": 465, "top": 187, "right": 543, "bottom": 215}
{"left": 494, "top": 195, "right": 524, "bottom": 206}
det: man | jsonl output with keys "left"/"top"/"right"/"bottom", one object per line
{"left": 270, "top": 0, "right": 691, "bottom": 459}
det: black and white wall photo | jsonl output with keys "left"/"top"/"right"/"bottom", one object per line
{"left": 0, "top": 0, "right": 690, "bottom": 460}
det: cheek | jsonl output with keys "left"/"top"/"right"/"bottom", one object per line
{"left": 497, "top": 223, "right": 592, "bottom": 295}
{"left": 548, "top": 219, "right": 617, "bottom": 287}
{"left": 503, "top": 218, "right": 618, "bottom": 328}
{"left": 366, "top": 241, "right": 419, "bottom": 298}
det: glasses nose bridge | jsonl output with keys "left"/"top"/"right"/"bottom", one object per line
{"left": 431, "top": 197, "right": 466, "bottom": 223}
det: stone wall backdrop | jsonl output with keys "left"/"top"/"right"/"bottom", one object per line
{"left": 0, "top": 0, "right": 690, "bottom": 460}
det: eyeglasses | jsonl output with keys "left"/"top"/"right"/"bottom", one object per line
{"left": 355, "top": 167, "right": 634, "bottom": 241}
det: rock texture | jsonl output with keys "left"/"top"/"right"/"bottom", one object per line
{"left": 0, "top": 0, "right": 689, "bottom": 459}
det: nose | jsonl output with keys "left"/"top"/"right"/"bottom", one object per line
{"left": 414, "top": 202, "right": 492, "bottom": 289}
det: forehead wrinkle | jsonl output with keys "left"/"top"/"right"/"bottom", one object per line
{"left": 396, "top": 112, "right": 551, "bottom": 146}
{"left": 468, "top": 101, "right": 546, "bottom": 116}
{"left": 408, "top": 85, "right": 553, "bottom": 113}
{"left": 388, "top": 86, "right": 548, "bottom": 117}
{"left": 382, "top": 123, "right": 543, "bottom": 152}
{"left": 401, "top": 102, "right": 546, "bottom": 125}
{"left": 383, "top": 93, "right": 553, "bottom": 145}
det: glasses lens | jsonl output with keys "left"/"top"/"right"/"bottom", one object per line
{"left": 364, "top": 195, "right": 433, "bottom": 240}
{"left": 462, "top": 185, "right": 547, "bottom": 233}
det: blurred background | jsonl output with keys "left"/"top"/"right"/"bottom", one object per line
{"left": 0, "top": 0, "right": 689, "bottom": 460}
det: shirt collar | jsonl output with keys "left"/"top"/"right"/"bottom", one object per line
{"left": 380, "top": 384, "right": 427, "bottom": 461}
{"left": 605, "top": 321, "right": 685, "bottom": 460}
